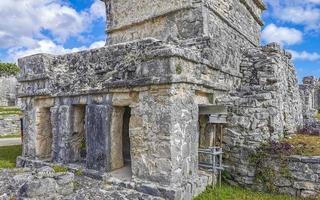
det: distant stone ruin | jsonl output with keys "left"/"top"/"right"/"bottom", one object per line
{"left": 0, "top": 75, "right": 20, "bottom": 136}
{"left": 0, "top": 76, "right": 18, "bottom": 107}
{"left": 15, "top": 0, "right": 318, "bottom": 199}
{"left": 299, "top": 76, "right": 320, "bottom": 119}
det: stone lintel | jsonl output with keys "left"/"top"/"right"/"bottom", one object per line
{"left": 18, "top": 38, "right": 239, "bottom": 98}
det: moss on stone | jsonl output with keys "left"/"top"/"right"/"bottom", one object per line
{"left": 52, "top": 165, "right": 68, "bottom": 173}
{"left": 176, "top": 64, "right": 182, "bottom": 74}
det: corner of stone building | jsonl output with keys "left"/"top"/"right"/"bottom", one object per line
{"left": 216, "top": 42, "right": 304, "bottom": 187}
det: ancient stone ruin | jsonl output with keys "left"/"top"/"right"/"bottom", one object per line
{"left": 0, "top": 74, "right": 20, "bottom": 136}
{"left": 0, "top": 75, "right": 18, "bottom": 107}
{"left": 299, "top": 76, "right": 320, "bottom": 118}
{"left": 15, "top": 0, "right": 320, "bottom": 199}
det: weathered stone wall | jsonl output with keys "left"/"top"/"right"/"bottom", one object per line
{"left": 106, "top": 0, "right": 264, "bottom": 45}
{"left": 105, "top": 0, "right": 265, "bottom": 75}
{"left": 217, "top": 43, "right": 303, "bottom": 187}
{"left": 0, "top": 76, "right": 18, "bottom": 106}
{"left": 0, "top": 114, "right": 20, "bottom": 135}
{"left": 243, "top": 155, "right": 320, "bottom": 198}
{"left": 17, "top": 39, "right": 241, "bottom": 98}
{"left": 273, "top": 155, "right": 320, "bottom": 198}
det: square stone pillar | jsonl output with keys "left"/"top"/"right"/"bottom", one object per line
{"left": 51, "top": 106, "right": 73, "bottom": 163}
{"left": 22, "top": 109, "right": 37, "bottom": 158}
{"left": 130, "top": 86, "right": 199, "bottom": 188}
{"left": 85, "top": 104, "right": 113, "bottom": 171}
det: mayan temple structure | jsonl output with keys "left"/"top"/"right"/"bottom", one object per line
{"left": 16, "top": 0, "right": 307, "bottom": 199}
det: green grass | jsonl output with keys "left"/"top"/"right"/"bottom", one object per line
{"left": 0, "top": 133, "right": 21, "bottom": 139}
{"left": 0, "top": 145, "right": 22, "bottom": 169}
{"left": 194, "top": 184, "right": 303, "bottom": 200}
{"left": 285, "top": 134, "right": 320, "bottom": 156}
{"left": 0, "top": 106, "right": 22, "bottom": 116}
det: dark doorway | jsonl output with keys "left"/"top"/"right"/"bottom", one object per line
{"left": 71, "top": 105, "right": 86, "bottom": 163}
{"left": 122, "top": 106, "right": 131, "bottom": 165}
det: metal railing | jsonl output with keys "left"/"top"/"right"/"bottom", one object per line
{"left": 198, "top": 147, "right": 223, "bottom": 187}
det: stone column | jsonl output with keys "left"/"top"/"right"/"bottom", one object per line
{"left": 85, "top": 104, "right": 113, "bottom": 171}
{"left": 130, "top": 87, "right": 199, "bottom": 187}
{"left": 22, "top": 108, "right": 37, "bottom": 158}
{"left": 51, "top": 106, "right": 73, "bottom": 164}
{"left": 110, "top": 107, "right": 125, "bottom": 170}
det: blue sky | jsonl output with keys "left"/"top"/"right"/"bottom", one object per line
{"left": 261, "top": 0, "right": 320, "bottom": 81}
{"left": 0, "top": 0, "right": 319, "bottom": 81}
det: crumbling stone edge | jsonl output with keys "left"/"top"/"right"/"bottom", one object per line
{"left": 16, "top": 156, "right": 212, "bottom": 200}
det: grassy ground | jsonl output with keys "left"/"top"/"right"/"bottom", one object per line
{"left": 0, "top": 106, "right": 21, "bottom": 116}
{"left": 194, "top": 184, "right": 301, "bottom": 200}
{"left": 0, "top": 145, "right": 22, "bottom": 168}
{"left": 286, "top": 134, "right": 320, "bottom": 156}
{"left": 0, "top": 133, "right": 21, "bottom": 139}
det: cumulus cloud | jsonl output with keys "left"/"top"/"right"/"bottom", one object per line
{"left": 0, "top": 0, "right": 105, "bottom": 49}
{"left": 261, "top": 24, "right": 303, "bottom": 46}
{"left": 289, "top": 50, "right": 320, "bottom": 61}
{"left": 264, "top": 0, "right": 320, "bottom": 31}
{"left": 90, "top": 0, "right": 106, "bottom": 20}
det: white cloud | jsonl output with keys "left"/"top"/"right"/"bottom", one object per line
{"left": 7, "top": 39, "right": 105, "bottom": 62}
{"left": 89, "top": 40, "right": 105, "bottom": 49}
{"left": 261, "top": 24, "right": 303, "bottom": 46}
{"left": 264, "top": 0, "right": 320, "bottom": 31}
{"left": 0, "top": 0, "right": 105, "bottom": 49}
{"left": 90, "top": 0, "right": 106, "bottom": 20}
{"left": 289, "top": 50, "right": 320, "bottom": 61}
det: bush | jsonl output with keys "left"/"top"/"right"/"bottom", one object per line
{"left": 249, "top": 141, "right": 294, "bottom": 192}
{"left": 0, "top": 62, "right": 20, "bottom": 76}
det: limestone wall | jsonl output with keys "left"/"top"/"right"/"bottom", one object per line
{"left": 248, "top": 155, "right": 320, "bottom": 198}
{"left": 106, "top": 0, "right": 264, "bottom": 46}
{"left": 275, "top": 155, "right": 320, "bottom": 198}
{"left": 0, "top": 76, "right": 18, "bottom": 106}
{"left": 0, "top": 114, "right": 20, "bottom": 135}
{"left": 217, "top": 43, "right": 303, "bottom": 187}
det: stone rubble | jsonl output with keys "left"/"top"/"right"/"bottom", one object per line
{"left": 0, "top": 167, "right": 164, "bottom": 200}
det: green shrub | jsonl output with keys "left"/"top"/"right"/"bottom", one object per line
{"left": 0, "top": 63, "right": 20, "bottom": 76}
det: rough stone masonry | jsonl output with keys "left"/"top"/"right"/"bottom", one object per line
{"left": 15, "top": 0, "right": 311, "bottom": 199}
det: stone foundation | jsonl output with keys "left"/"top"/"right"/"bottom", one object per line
{"left": 16, "top": 156, "right": 213, "bottom": 200}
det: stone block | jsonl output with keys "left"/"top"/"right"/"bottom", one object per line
{"left": 85, "top": 104, "right": 112, "bottom": 171}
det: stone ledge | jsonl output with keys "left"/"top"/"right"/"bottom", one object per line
{"left": 289, "top": 155, "right": 320, "bottom": 164}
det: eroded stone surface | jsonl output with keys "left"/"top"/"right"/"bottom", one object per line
{"left": 0, "top": 167, "right": 164, "bottom": 200}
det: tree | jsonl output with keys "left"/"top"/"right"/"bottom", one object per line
{"left": 0, "top": 62, "right": 20, "bottom": 76}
